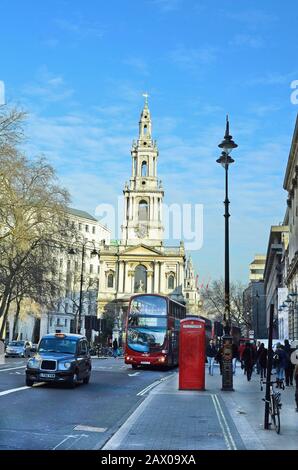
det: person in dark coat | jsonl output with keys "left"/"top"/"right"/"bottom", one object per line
{"left": 294, "top": 364, "right": 298, "bottom": 412}
{"left": 206, "top": 339, "right": 217, "bottom": 376}
{"left": 258, "top": 343, "right": 267, "bottom": 379}
{"left": 215, "top": 345, "right": 223, "bottom": 375}
{"left": 112, "top": 338, "right": 119, "bottom": 358}
{"left": 242, "top": 342, "right": 255, "bottom": 381}
{"left": 284, "top": 339, "right": 294, "bottom": 386}
{"left": 274, "top": 343, "right": 287, "bottom": 388}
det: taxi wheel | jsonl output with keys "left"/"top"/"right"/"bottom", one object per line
{"left": 83, "top": 373, "right": 90, "bottom": 384}
{"left": 132, "top": 364, "right": 138, "bottom": 369}
{"left": 26, "top": 378, "right": 34, "bottom": 387}
{"left": 69, "top": 372, "right": 79, "bottom": 388}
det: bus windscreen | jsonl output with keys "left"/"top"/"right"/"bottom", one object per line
{"left": 127, "top": 327, "right": 166, "bottom": 353}
{"left": 130, "top": 295, "right": 167, "bottom": 316}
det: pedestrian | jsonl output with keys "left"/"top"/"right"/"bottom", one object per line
{"left": 215, "top": 345, "right": 223, "bottom": 375}
{"left": 232, "top": 343, "right": 239, "bottom": 375}
{"left": 258, "top": 343, "right": 267, "bottom": 379}
{"left": 112, "top": 338, "right": 118, "bottom": 358}
{"left": 274, "top": 343, "right": 287, "bottom": 388}
{"left": 256, "top": 341, "right": 261, "bottom": 374}
{"left": 242, "top": 342, "right": 255, "bottom": 381}
{"left": 284, "top": 339, "right": 294, "bottom": 386}
{"left": 206, "top": 339, "right": 217, "bottom": 376}
{"left": 294, "top": 364, "right": 298, "bottom": 412}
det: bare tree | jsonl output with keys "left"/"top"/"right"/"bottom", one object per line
{"left": 0, "top": 104, "right": 71, "bottom": 337}
{"left": 201, "top": 279, "right": 252, "bottom": 332}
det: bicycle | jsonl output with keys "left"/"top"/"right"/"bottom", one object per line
{"left": 260, "top": 379, "right": 283, "bottom": 434}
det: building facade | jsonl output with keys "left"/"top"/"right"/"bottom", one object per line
{"left": 263, "top": 225, "right": 289, "bottom": 339}
{"left": 39, "top": 208, "right": 110, "bottom": 340}
{"left": 283, "top": 115, "right": 298, "bottom": 340}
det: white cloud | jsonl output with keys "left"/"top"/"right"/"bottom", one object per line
{"left": 170, "top": 45, "right": 217, "bottom": 69}
{"left": 230, "top": 34, "right": 264, "bottom": 49}
{"left": 23, "top": 67, "right": 74, "bottom": 103}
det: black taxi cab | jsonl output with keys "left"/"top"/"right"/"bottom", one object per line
{"left": 25, "top": 332, "right": 91, "bottom": 387}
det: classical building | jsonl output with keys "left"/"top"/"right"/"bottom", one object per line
{"left": 283, "top": 114, "right": 298, "bottom": 340}
{"left": 184, "top": 256, "right": 203, "bottom": 315}
{"left": 97, "top": 99, "right": 200, "bottom": 334}
{"left": 263, "top": 225, "right": 289, "bottom": 339}
{"left": 249, "top": 255, "right": 266, "bottom": 282}
{"left": 39, "top": 208, "right": 110, "bottom": 340}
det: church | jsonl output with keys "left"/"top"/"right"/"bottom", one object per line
{"left": 97, "top": 97, "right": 201, "bottom": 331}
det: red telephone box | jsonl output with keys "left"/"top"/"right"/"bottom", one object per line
{"left": 179, "top": 317, "right": 205, "bottom": 390}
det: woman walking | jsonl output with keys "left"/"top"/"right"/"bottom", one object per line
{"left": 242, "top": 342, "right": 255, "bottom": 381}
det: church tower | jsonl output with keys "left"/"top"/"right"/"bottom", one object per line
{"left": 121, "top": 96, "right": 164, "bottom": 246}
{"left": 184, "top": 256, "right": 202, "bottom": 315}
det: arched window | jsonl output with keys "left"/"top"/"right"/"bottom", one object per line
{"left": 141, "top": 161, "right": 147, "bottom": 177}
{"left": 107, "top": 273, "right": 114, "bottom": 288}
{"left": 138, "top": 200, "right": 148, "bottom": 221}
{"left": 134, "top": 264, "right": 147, "bottom": 292}
{"left": 186, "top": 293, "right": 189, "bottom": 299}
{"left": 168, "top": 274, "right": 175, "bottom": 290}
{"left": 143, "top": 124, "right": 147, "bottom": 135}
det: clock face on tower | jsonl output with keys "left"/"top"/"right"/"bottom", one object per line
{"left": 135, "top": 223, "right": 148, "bottom": 238}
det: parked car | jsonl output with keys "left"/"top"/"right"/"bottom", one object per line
{"left": 5, "top": 340, "right": 32, "bottom": 358}
{"left": 25, "top": 332, "right": 91, "bottom": 387}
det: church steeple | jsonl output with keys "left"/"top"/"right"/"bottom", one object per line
{"left": 139, "top": 93, "right": 152, "bottom": 140}
{"left": 121, "top": 96, "right": 164, "bottom": 246}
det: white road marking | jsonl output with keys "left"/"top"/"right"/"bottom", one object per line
{"left": 0, "top": 382, "right": 44, "bottom": 397}
{"left": 0, "top": 366, "right": 26, "bottom": 372}
{"left": 74, "top": 425, "right": 107, "bottom": 433}
{"left": 128, "top": 372, "right": 140, "bottom": 377}
{"left": 211, "top": 394, "right": 237, "bottom": 450}
{"left": 52, "top": 435, "right": 77, "bottom": 450}
{"left": 136, "top": 373, "right": 174, "bottom": 396}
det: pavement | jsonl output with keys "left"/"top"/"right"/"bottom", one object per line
{"left": 103, "top": 363, "right": 298, "bottom": 451}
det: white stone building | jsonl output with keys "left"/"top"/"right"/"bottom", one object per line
{"left": 39, "top": 208, "right": 110, "bottom": 339}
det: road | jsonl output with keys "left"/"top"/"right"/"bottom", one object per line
{"left": 0, "top": 356, "right": 174, "bottom": 450}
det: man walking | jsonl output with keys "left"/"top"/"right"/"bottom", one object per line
{"left": 206, "top": 339, "right": 217, "bottom": 376}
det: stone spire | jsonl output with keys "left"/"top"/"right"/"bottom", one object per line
{"left": 121, "top": 97, "right": 164, "bottom": 246}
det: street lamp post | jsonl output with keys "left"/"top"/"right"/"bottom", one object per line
{"left": 69, "top": 240, "right": 99, "bottom": 335}
{"left": 216, "top": 116, "right": 238, "bottom": 392}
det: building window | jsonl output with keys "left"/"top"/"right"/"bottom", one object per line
{"left": 85, "top": 225, "right": 89, "bottom": 232}
{"left": 65, "top": 318, "right": 67, "bottom": 327}
{"left": 67, "top": 259, "right": 71, "bottom": 270}
{"left": 108, "top": 273, "right": 114, "bottom": 288}
{"left": 49, "top": 317, "right": 53, "bottom": 327}
{"left": 90, "top": 264, "right": 93, "bottom": 274}
{"left": 186, "top": 293, "right": 189, "bottom": 299}
{"left": 141, "top": 161, "right": 147, "bottom": 177}
{"left": 168, "top": 274, "right": 175, "bottom": 290}
{"left": 79, "top": 223, "right": 82, "bottom": 230}
{"left": 59, "top": 259, "right": 63, "bottom": 268}
{"left": 138, "top": 200, "right": 148, "bottom": 221}
{"left": 134, "top": 264, "right": 147, "bottom": 292}
{"left": 92, "top": 226, "right": 95, "bottom": 234}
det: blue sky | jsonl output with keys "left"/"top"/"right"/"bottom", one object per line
{"left": 1, "top": 0, "right": 298, "bottom": 284}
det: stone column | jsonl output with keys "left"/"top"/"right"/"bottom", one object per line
{"left": 153, "top": 261, "right": 159, "bottom": 293}
{"left": 147, "top": 271, "right": 153, "bottom": 294}
{"left": 118, "top": 260, "right": 124, "bottom": 293}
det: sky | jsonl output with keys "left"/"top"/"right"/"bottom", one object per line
{"left": 1, "top": 0, "right": 298, "bottom": 284}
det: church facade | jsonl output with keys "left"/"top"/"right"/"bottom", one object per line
{"left": 97, "top": 99, "right": 201, "bottom": 331}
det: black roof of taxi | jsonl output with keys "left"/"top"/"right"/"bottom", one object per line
{"left": 41, "top": 333, "right": 86, "bottom": 341}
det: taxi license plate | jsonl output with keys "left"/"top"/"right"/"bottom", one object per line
{"left": 40, "top": 373, "right": 55, "bottom": 379}
{"left": 140, "top": 361, "right": 150, "bottom": 365}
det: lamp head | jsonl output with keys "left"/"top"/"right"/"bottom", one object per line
{"left": 218, "top": 115, "right": 238, "bottom": 155}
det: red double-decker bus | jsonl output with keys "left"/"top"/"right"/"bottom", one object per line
{"left": 124, "top": 294, "right": 186, "bottom": 368}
